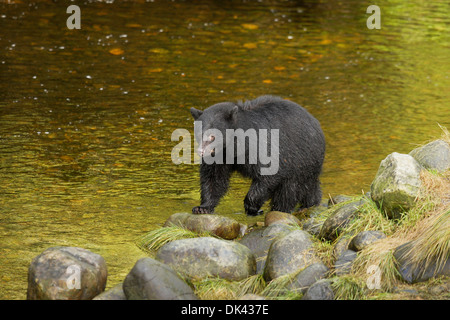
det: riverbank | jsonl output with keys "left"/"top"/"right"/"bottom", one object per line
{"left": 26, "top": 130, "right": 450, "bottom": 300}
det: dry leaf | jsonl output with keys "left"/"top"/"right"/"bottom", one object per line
{"left": 109, "top": 48, "right": 124, "bottom": 55}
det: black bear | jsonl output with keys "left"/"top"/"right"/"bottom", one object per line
{"left": 190, "top": 95, "right": 325, "bottom": 216}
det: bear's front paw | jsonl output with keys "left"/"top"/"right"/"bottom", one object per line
{"left": 192, "top": 206, "right": 214, "bottom": 214}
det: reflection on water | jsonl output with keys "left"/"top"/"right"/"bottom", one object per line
{"left": 0, "top": 0, "right": 449, "bottom": 299}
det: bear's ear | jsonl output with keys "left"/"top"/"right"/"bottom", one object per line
{"left": 190, "top": 107, "right": 203, "bottom": 120}
{"left": 225, "top": 105, "right": 239, "bottom": 121}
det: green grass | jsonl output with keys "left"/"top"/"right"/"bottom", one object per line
{"left": 135, "top": 226, "right": 214, "bottom": 254}
{"left": 331, "top": 275, "right": 366, "bottom": 300}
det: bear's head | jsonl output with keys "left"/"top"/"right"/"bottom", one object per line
{"left": 190, "top": 102, "right": 239, "bottom": 160}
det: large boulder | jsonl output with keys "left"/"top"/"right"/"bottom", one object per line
{"left": 164, "top": 213, "right": 241, "bottom": 240}
{"left": 156, "top": 237, "right": 256, "bottom": 281}
{"left": 239, "top": 224, "right": 297, "bottom": 273}
{"left": 409, "top": 139, "right": 450, "bottom": 173}
{"left": 263, "top": 230, "right": 317, "bottom": 281}
{"left": 371, "top": 153, "right": 422, "bottom": 219}
{"left": 394, "top": 241, "right": 450, "bottom": 284}
{"left": 319, "top": 201, "right": 363, "bottom": 241}
{"left": 27, "top": 246, "right": 107, "bottom": 300}
{"left": 123, "top": 258, "right": 197, "bottom": 300}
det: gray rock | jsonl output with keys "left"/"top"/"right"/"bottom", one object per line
{"left": 164, "top": 212, "right": 191, "bottom": 227}
{"left": 371, "top": 153, "right": 422, "bottom": 219}
{"left": 302, "top": 217, "right": 323, "bottom": 237}
{"left": 286, "top": 262, "right": 329, "bottom": 294}
{"left": 349, "top": 231, "right": 387, "bottom": 252}
{"left": 394, "top": 241, "right": 450, "bottom": 284}
{"left": 93, "top": 283, "right": 126, "bottom": 300}
{"left": 302, "top": 280, "right": 334, "bottom": 300}
{"left": 123, "top": 258, "right": 197, "bottom": 300}
{"left": 304, "top": 205, "right": 327, "bottom": 218}
{"left": 328, "top": 195, "right": 352, "bottom": 207}
{"left": 409, "top": 139, "right": 450, "bottom": 172}
{"left": 264, "top": 211, "right": 301, "bottom": 227}
{"left": 319, "top": 201, "right": 362, "bottom": 241}
{"left": 264, "top": 230, "right": 317, "bottom": 281}
{"left": 27, "top": 246, "right": 107, "bottom": 300}
{"left": 239, "top": 224, "right": 297, "bottom": 274}
{"left": 156, "top": 237, "right": 256, "bottom": 281}
{"left": 334, "top": 250, "right": 357, "bottom": 276}
{"left": 333, "top": 237, "right": 352, "bottom": 261}
{"left": 164, "top": 213, "right": 241, "bottom": 240}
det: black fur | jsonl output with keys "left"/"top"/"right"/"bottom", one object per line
{"left": 190, "top": 95, "right": 325, "bottom": 216}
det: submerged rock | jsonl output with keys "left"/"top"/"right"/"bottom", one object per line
{"left": 349, "top": 230, "right": 387, "bottom": 252}
{"left": 371, "top": 152, "right": 422, "bottom": 219}
{"left": 27, "top": 246, "right": 107, "bottom": 300}
{"left": 164, "top": 213, "right": 241, "bottom": 240}
{"left": 239, "top": 224, "right": 297, "bottom": 274}
{"left": 123, "top": 258, "right": 197, "bottom": 300}
{"left": 409, "top": 139, "right": 450, "bottom": 173}
{"left": 156, "top": 237, "right": 256, "bottom": 281}
{"left": 263, "top": 230, "right": 317, "bottom": 281}
{"left": 394, "top": 241, "right": 450, "bottom": 284}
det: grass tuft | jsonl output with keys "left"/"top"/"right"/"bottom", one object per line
{"left": 136, "top": 226, "right": 213, "bottom": 254}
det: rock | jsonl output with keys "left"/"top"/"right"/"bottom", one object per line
{"left": 123, "top": 258, "right": 197, "bottom": 300}
{"left": 264, "top": 211, "right": 301, "bottom": 227}
{"left": 333, "top": 237, "right": 352, "bottom": 261}
{"left": 302, "top": 280, "right": 334, "bottom": 300}
{"left": 156, "top": 237, "right": 256, "bottom": 281}
{"left": 93, "top": 283, "right": 126, "bottom": 300}
{"left": 27, "top": 246, "right": 107, "bottom": 300}
{"left": 239, "top": 224, "right": 297, "bottom": 274}
{"left": 239, "top": 294, "right": 266, "bottom": 300}
{"left": 164, "top": 213, "right": 241, "bottom": 240}
{"left": 286, "top": 262, "right": 329, "bottom": 294}
{"left": 304, "top": 205, "right": 327, "bottom": 218}
{"left": 349, "top": 231, "right": 386, "bottom": 252}
{"left": 394, "top": 241, "right": 450, "bottom": 284}
{"left": 371, "top": 153, "right": 422, "bottom": 219}
{"left": 302, "top": 217, "right": 323, "bottom": 237}
{"left": 428, "top": 280, "right": 450, "bottom": 295}
{"left": 328, "top": 195, "right": 352, "bottom": 207}
{"left": 164, "top": 212, "right": 191, "bottom": 227}
{"left": 319, "top": 201, "right": 362, "bottom": 241}
{"left": 409, "top": 139, "right": 450, "bottom": 172}
{"left": 334, "top": 250, "right": 357, "bottom": 276}
{"left": 239, "top": 223, "right": 248, "bottom": 237}
{"left": 263, "top": 230, "right": 317, "bottom": 281}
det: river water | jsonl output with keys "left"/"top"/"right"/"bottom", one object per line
{"left": 0, "top": 0, "right": 448, "bottom": 299}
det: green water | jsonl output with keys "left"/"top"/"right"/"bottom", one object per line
{"left": 0, "top": 0, "right": 449, "bottom": 299}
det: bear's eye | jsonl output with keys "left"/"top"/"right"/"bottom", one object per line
{"left": 209, "top": 135, "right": 215, "bottom": 142}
